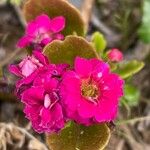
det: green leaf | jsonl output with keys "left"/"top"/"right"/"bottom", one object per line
{"left": 115, "top": 60, "right": 144, "bottom": 79}
{"left": 91, "top": 32, "right": 107, "bottom": 55}
{"left": 121, "top": 84, "right": 140, "bottom": 107}
{"left": 46, "top": 122, "right": 110, "bottom": 150}
{"left": 43, "top": 35, "right": 99, "bottom": 66}
{"left": 24, "top": 0, "right": 85, "bottom": 36}
{"left": 138, "top": 0, "right": 150, "bottom": 43}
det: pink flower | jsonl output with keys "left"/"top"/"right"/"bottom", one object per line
{"left": 9, "top": 52, "right": 68, "bottom": 133}
{"left": 21, "top": 63, "right": 69, "bottom": 133}
{"left": 22, "top": 85, "right": 65, "bottom": 133}
{"left": 17, "top": 14, "right": 65, "bottom": 50}
{"left": 9, "top": 51, "right": 69, "bottom": 99}
{"left": 60, "top": 57, "right": 124, "bottom": 125}
{"left": 9, "top": 51, "right": 49, "bottom": 96}
{"left": 107, "top": 48, "right": 123, "bottom": 62}
{"left": 9, "top": 51, "right": 49, "bottom": 78}
{"left": 32, "top": 64, "right": 69, "bottom": 90}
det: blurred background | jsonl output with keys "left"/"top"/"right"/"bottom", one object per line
{"left": 0, "top": 0, "right": 150, "bottom": 149}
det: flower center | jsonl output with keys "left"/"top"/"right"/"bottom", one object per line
{"left": 81, "top": 81, "right": 99, "bottom": 101}
{"left": 35, "top": 33, "right": 49, "bottom": 44}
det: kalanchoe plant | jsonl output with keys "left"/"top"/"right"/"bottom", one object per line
{"left": 9, "top": 0, "right": 145, "bottom": 150}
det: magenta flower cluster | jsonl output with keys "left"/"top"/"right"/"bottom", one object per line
{"left": 9, "top": 52, "right": 124, "bottom": 133}
{"left": 9, "top": 51, "right": 68, "bottom": 133}
{"left": 9, "top": 14, "right": 124, "bottom": 134}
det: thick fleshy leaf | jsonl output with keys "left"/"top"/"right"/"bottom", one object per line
{"left": 43, "top": 36, "right": 99, "bottom": 66}
{"left": 115, "top": 60, "right": 144, "bottom": 79}
{"left": 121, "top": 84, "right": 140, "bottom": 107}
{"left": 46, "top": 122, "right": 110, "bottom": 150}
{"left": 23, "top": 0, "right": 85, "bottom": 36}
{"left": 91, "top": 32, "right": 107, "bottom": 55}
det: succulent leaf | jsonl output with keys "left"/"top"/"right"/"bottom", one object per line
{"left": 43, "top": 36, "right": 99, "bottom": 66}
{"left": 46, "top": 122, "right": 110, "bottom": 150}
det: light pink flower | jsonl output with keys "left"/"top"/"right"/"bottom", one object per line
{"left": 9, "top": 51, "right": 49, "bottom": 78}
{"left": 9, "top": 51, "right": 49, "bottom": 96}
{"left": 9, "top": 51, "right": 49, "bottom": 83}
{"left": 17, "top": 14, "right": 65, "bottom": 51}
{"left": 60, "top": 57, "right": 124, "bottom": 125}
{"left": 107, "top": 48, "right": 123, "bottom": 62}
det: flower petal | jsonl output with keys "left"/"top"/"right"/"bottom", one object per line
{"left": 21, "top": 86, "right": 45, "bottom": 105}
{"left": 50, "top": 103, "right": 65, "bottom": 130}
{"left": 21, "top": 59, "right": 38, "bottom": 77}
{"left": 26, "top": 20, "right": 37, "bottom": 35}
{"left": 75, "top": 57, "right": 92, "bottom": 78}
{"left": 35, "top": 14, "right": 51, "bottom": 32}
{"left": 8, "top": 65, "right": 23, "bottom": 77}
{"left": 41, "top": 37, "right": 53, "bottom": 45}
{"left": 95, "top": 97, "right": 118, "bottom": 122}
{"left": 17, "top": 36, "right": 33, "bottom": 48}
{"left": 50, "top": 16, "right": 65, "bottom": 33}
{"left": 24, "top": 105, "right": 42, "bottom": 121}
{"left": 33, "top": 51, "right": 49, "bottom": 65}
{"left": 40, "top": 107, "right": 52, "bottom": 125}
{"left": 61, "top": 71, "right": 80, "bottom": 94}
{"left": 77, "top": 99, "right": 96, "bottom": 118}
